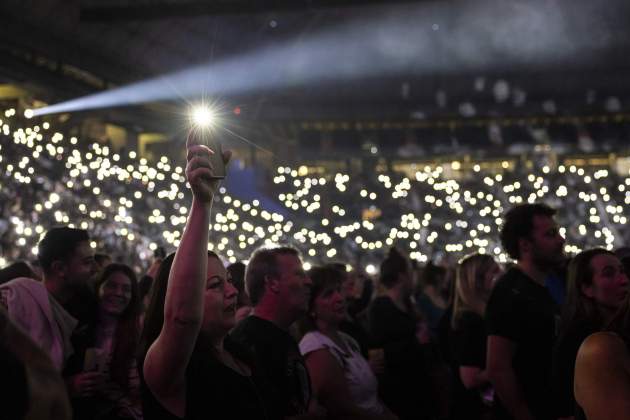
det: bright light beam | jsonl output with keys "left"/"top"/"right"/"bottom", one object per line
{"left": 31, "top": 0, "right": 616, "bottom": 117}
{"left": 191, "top": 105, "right": 215, "bottom": 127}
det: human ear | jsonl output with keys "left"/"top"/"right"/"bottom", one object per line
{"left": 581, "top": 284, "right": 595, "bottom": 298}
{"left": 50, "top": 260, "right": 67, "bottom": 277}
{"left": 519, "top": 238, "right": 532, "bottom": 256}
{"left": 265, "top": 275, "right": 280, "bottom": 294}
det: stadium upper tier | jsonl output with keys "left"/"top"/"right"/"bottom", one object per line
{"left": 0, "top": 108, "right": 629, "bottom": 272}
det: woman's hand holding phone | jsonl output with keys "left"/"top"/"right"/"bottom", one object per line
{"left": 186, "top": 128, "right": 231, "bottom": 204}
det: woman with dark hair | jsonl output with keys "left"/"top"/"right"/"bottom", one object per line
{"left": 298, "top": 265, "right": 397, "bottom": 420}
{"left": 414, "top": 262, "right": 448, "bottom": 334}
{"left": 140, "top": 136, "right": 267, "bottom": 419}
{"left": 226, "top": 261, "right": 253, "bottom": 322}
{"left": 65, "top": 263, "right": 143, "bottom": 419}
{"left": 449, "top": 253, "right": 502, "bottom": 420}
{"left": 574, "top": 258, "right": 630, "bottom": 419}
{"left": 367, "top": 248, "right": 441, "bottom": 420}
{"left": 554, "top": 249, "right": 628, "bottom": 420}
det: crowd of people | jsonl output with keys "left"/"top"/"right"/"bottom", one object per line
{"left": 1, "top": 127, "right": 629, "bottom": 420}
{"left": 1, "top": 109, "right": 629, "bottom": 275}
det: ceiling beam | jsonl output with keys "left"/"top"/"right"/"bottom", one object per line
{"left": 81, "top": 0, "right": 425, "bottom": 22}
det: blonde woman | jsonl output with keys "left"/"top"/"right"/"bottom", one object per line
{"left": 450, "top": 253, "right": 502, "bottom": 420}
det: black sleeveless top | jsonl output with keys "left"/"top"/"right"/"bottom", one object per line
{"left": 141, "top": 336, "right": 269, "bottom": 420}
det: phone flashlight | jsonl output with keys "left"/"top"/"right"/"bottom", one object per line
{"left": 189, "top": 105, "right": 226, "bottom": 179}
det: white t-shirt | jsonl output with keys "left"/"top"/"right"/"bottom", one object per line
{"left": 299, "top": 330, "right": 384, "bottom": 415}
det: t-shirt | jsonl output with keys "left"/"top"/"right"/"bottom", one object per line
{"left": 452, "top": 311, "right": 486, "bottom": 369}
{"left": 485, "top": 267, "right": 558, "bottom": 420}
{"left": 450, "top": 310, "right": 490, "bottom": 420}
{"left": 141, "top": 336, "right": 268, "bottom": 420}
{"left": 368, "top": 296, "right": 436, "bottom": 420}
{"left": 230, "top": 315, "right": 311, "bottom": 420}
{"left": 299, "top": 331, "right": 384, "bottom": 415}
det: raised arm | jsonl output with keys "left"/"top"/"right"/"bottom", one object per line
{"left": 143, "top": 130, "right": 230, "bottom": 416}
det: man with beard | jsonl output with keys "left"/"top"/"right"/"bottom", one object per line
{"left": 486, "top": 203, "right": 565, "bottom": 420}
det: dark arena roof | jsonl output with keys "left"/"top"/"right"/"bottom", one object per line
{"left": 2, "top": 0, "right": 630, "bottom": 125}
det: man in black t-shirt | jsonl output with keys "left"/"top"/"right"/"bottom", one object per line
{"left": 230, "top": 246, "right": 316, "bottom": 420}
{"left": 486, "top": 203, "right": 565, "bottom": 420}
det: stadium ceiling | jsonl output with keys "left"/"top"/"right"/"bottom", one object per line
{"left": 1, "top": 0, "right": 630, "bottom": 130}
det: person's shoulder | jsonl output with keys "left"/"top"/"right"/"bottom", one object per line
{"left": 489, "top": 268, "right": 532, "bottom": 300}
{"left": 369, "top": 295, "right": 392, "bottom": 311}
{"left": 0, "top": 277, "right": 44, "bottom": 307}
{"left": 224, "top": 335, "right": 256, "bottom": 367}
{"left": 231, "top": 316, "right": 283, "bottom": 344}
{"left": 495, "top": 267, "right": 523, "bottom": 286}
{"left": 453, "top": 310, "right": 484, "bottom": 330}
{"left": 578, "top": 332, "right": 628, "bottom": 363}
{"left": 0, "top": 277, "right": 42, "bottom": 290}
{"left": 231, "top": 315, "right": 256, "bottom": 337}
{"left": 299, "top": 331, "right": 328, "bottom": 356}
{"left": 338, "top": 331, "right": 361, "bottom": 353}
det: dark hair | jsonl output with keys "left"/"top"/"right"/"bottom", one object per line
{"left": 500, "top": 203, "right": 556, "bottom": 260}
{"left": 246, "top": 246, "right": 300, "bottom": 306}
{"left": 227, "top": 262, "right": 249, "bottom": 307}
{"left": 380, "top": 248, "right": 409, "bottom": 289}
{"left": 607, "top": 285, "right": 630, "bottom": 346}
{"left": 140, "top": 251, "right": 220, "bottom": 359}
{"left": 0, "top": 261, "right": 36, "bottom": 285}
{"left": 422, "top": 261, "right": 446, "bottom": 288}
{"left": 299, "top": 265, "right": 346, "bottom": 336}
{"left": 452, "top": 253, "right": 497, "bottom": 328}
{"left": 38, "top": 227, "right": 90, "bottom": 274}
{"left": 616, "top": 247, "right": 630, "bottom": 276}
{"left": 561, "top": 249, "right": 618, "bottom": 337}
{"left": 94, "top": 253, "right": 111, "bottom": 266}
{"left": 95, "top": 263, "right": 140, "bottom": 391}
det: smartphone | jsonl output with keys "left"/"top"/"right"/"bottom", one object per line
{"left": 189, "top": 127, "right": 226, "bottom": 179}
{"left": 206, "top": 139, "right": 226, "bottom": 179}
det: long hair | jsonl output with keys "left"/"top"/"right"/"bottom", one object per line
{"left": 607, "top": 292, "right": 630, "bottom": 346}
{"left": 560, "top": 248, "right": 617, "bottom": 337}
{"left": 95, "top": 263, "right": 141, "bottom": 391}
{"left": 297, "top": 265, "right": 346, "bottom": 338}
{"left": 139, "top": 251, "right": 220, "bottom": 361}
{"left": 380, "top": 247, "right": 409, "bottom": 289}
{"left": 452, "top": 253, "right": 496, "bottom": 329}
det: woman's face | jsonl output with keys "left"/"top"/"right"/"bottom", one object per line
{"left": 583, "top": 254, "right": 629, "bottom": 310}
{"left": 98, "top": 271, "right": 133, "bottom": 316}
{"left": 313, "top": 284, "right": 346, "bottom": 327}
{"left": 202, "top": 256, "right": 238, "bottom": 335}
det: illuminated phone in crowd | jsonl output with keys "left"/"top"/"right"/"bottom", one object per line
{"left": 190, "top": 105, "right": 226, "bottom": 179}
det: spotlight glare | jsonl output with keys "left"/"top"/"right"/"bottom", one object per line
{"left": 191, "top": 106, "right": 215, "bottom": 127}
{"left": 24, "top": 109, "right": 34, "bottom": 119}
